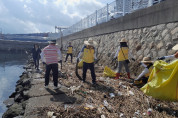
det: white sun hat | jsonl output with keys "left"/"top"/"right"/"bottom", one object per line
{"left": 84, "top": 38, "right": 98, "bottom": 47}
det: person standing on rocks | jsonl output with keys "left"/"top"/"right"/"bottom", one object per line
{"left": 31, "top": 44, "right": 41, "bottom": 70}
{"left": 40, "top": 40, "right": 62, "bottom": 89}
{"left": 113, "top": 38, "right": 135, "bottom": 79}
{"left": 65, "top": 42, "right": 73, "bottom": 63}
{"left": 77, "top": 38, "right": 98, "bottom": 85}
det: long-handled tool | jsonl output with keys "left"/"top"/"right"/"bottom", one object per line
{"left": 75, "top": 59, "right": 82, "bottom": 80}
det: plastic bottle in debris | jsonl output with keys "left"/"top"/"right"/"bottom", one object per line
{"left": 103, "top": 100, "right": 113, "bottom": 112}
{"left": 109, "top": 93, "right": 115, "bottom": 98}
{"left": 103, "top": 100, "right": 109, "bottom": 107}
{"left": 147, "top": 108, "right": 152, "bottom": 116}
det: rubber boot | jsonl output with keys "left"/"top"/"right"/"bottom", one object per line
{"left": 127, "top": 73, "right": 131, "bottom": 79}
{"left": 115, "top": 73, "right": 120, "bottom": 79}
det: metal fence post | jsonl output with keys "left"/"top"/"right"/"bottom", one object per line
{"left": 95, "top": 10, "right": 97, "bottom": 25}
{"left": 87, "top": 16, "right": 89, "bottom": 28}
{"left": 123, "top": 0, "right": 125, "bottom": 16}
{"left": 106, "top": 3, "right": 109, "bottom": 22}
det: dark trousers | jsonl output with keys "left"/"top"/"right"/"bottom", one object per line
{"left": 65, "top": 53, "right": 73, "bottom": 62}
{"left": 33, "top": 57, "right": 39, "bottom": 69}
{"left": 142, "top": 76, "right": 149, "bottom": 83}
{"left": 45, "top": 64, "right": 58, "bottom": 87}
{"left": 83, "top": 62, "right": 96, "bottom": 84}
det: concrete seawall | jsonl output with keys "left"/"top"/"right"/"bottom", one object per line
{"left": 62, "top": 0, "right": 178, "bottom": 41}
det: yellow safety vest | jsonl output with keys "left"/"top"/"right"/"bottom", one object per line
{"left": 145, "top": 66, "right": 153, "bottom": 77}
{"left": 118, "top": 47, "right": 129, "bottom": 61}
{"left": 67, "top": 46, "right": 73, "bottom": 54}
{"left": 82, "top": 47, "right": 95, "bottom": 63}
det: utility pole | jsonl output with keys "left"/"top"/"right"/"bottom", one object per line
{"left": 0, "top": 28, "right": 2, "bottom": 39}
{"left": 55, "top": 26, "right": 67, "bottom": 51}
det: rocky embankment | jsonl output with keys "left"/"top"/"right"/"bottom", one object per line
{"left": 2, "top": 57, "right": 178, "bottom": 118}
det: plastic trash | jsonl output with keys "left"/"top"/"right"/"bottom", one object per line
{"left": 99, "top": 77, "right": 105, "bottom": 80}
{"left": 128, "top": 91, "right": 134, "bottom": 96}
{"left": 64, "top": 104, "right": 74, "bottom": 110}
{"left": 70, "top": 85, "right": 81, "bottom": 94}
{"left": 109, "top": 93, "right": 115, "bottom": 98}
{"left": 47, "top": 111, "right": 54, "bottom": 117}
{"left": 118, "top": 92, "right": 123, "bottom": 96}
{"left": 103, "top": 100, "right": 113, "bottom": 112}
{"left": 103, "top": 66, "right": 116, "bottom": 77}
{"left": 85, "top": 103, "right": 94, "bottom": 109}
{"left": 118, "top": 82, "right": 123, "bottom": 86}
{"left": 120, "top": 113, "right": 124, "bottom": 117}
{"left": 121, "top": 85, "right": 127, "bottom": 89}
{"left": 101, "top": 114, "right": 106, "bottom": 118}
{"left": 97, "top": 107, "right": 102, "bottom": 114}
{"left": 135, "top": 110, "right": 140, "bottom": 115}
{"left": 103, "top": 100, "right": 109, "bottom": 107}
{"left": 147, "top": 108, "right": 152, "bottom": 116}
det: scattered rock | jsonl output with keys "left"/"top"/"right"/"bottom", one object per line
{"left": 2, "top": 103, "right": 24, "bottom": 118}
{"left": 3, "top": 98, "right": 14, "bottom": 108}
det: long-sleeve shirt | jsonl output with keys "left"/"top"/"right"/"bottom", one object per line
{"left": 135, "top": 62, "right": 149, "bottom": 80}
{"left": 114, "top": 47, "right": 134, "bottom": 59}
{"left": 40, "top": 44, "right": 62, "bottom": 64}
{"left": 164, "top": 55, "right": 175, "bottom": 60}
{"left": 31, "top": 48, "right": 41, "bottom": 59}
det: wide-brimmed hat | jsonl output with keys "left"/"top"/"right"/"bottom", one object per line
{"left": 48, "top": 40, "right": 56, "bottom": 44}
{"left": 120, "top": 38, "right": 127, "bottom": 42}
{"left": 172, "top": 44, "right": 178, "bottom": 50}
{"left": 84, "top": 38, "right": 98, "bottom": 47}
{"left": 141, "top": 57, "right": 153, "bottom": 63}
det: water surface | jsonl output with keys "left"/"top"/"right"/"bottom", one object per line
{"left": 0, "top": 51, "right": 27, "bottom": 117}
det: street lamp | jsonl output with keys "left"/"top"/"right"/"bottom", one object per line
{"left": 55, "top": 26, "right": 67, "bottom": 51}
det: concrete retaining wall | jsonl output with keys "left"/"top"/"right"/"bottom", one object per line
{"left": 67, "top": 22, "right": 178, "bottom": 75}
{"left": 62, "top": 0, "right": 178, "bottom": 41}
{"left": 59, "top": 0, "right": 178, "bottom": 75}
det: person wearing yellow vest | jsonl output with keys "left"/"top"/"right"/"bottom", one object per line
{"left": 77, "top": 38, "right": 98, "bottom": 85}
{"left": 157, "top": 44, "right": 178, "bottom": 60}
{"left": 65, "top": 42, "right": 73, "bottom": 63}
{"left": 134, "top": 57, "right": 154, "bottom": 86}
{"left": 113, "top": 38, "right": 135, "bottom": 79}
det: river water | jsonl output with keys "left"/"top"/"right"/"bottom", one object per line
{"left": 0, "top": 51, "right": 27, "bottom": 117}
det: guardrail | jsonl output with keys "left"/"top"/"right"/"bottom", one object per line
{"left": 61, "top": 0, "right": 165, "bottom": 37}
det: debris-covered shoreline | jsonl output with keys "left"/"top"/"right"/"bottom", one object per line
{"left": 2, "top": 58, "right": 178, "bottom": 118}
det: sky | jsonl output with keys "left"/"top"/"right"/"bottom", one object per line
{"left": 0, "top": 0, "right": 114, "bottom": 34}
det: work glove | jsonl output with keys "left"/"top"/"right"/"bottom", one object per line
{"left": 58, "top": 60, "right": 62, "bottom": 63}
{"left": 94, "top": 59, "right": 98, "bottom": 62}
{"left": 157, "top": 56, "right": 165, "bottom": 60}
{"left": 112, "top": 57, "right": 117, "bottom": 62}
{"left": 132, "top": 58, "right": 136, "bottom": 61}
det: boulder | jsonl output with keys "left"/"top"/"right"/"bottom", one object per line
{"left": 14, "top": 93, "right": 23, "bottom": 103}
{"left": 15, "top": 85, "right": 23, "bottom": 93}
{"left": 2, "top": 103, "right": 24, "bottom": 118}
{"left": 3, "top": 98, "right": 14, "bottom": 108}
